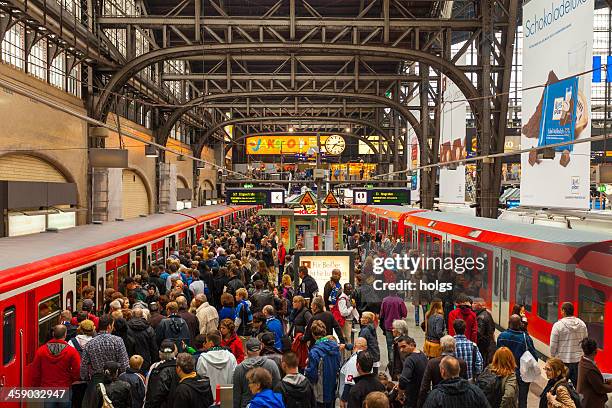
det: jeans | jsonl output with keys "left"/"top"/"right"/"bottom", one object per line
{"left": 567, "top": 362, "right": 578, "bottom": 386}
{"left": 414, "top": 305, "right": 427, "bottom": 325}
{"left": 384, "top": 330, "right": 395, "bottom": 373}
{"left": 517, "top": 376, "right": 530, "bottom": 408}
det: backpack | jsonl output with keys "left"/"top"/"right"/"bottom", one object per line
{"left": 553, "top": 380, "right": 583, "bottom": 408}
{"left": 475, "top": 369, "right": 503, "bottom": 408}
{"left": 98, "top": 383, "right": 114, "bottom": 408}
{"left": 278, "top": 379, "right": 313, "bottom": 408}
{"left": 167, "top": 317, "right": 190, "bottom": 352}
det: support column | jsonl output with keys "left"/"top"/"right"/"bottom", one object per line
{"left": 419, "top": 63, "right": 435, "bottom": 209}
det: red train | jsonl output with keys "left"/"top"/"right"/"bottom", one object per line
{"left": 358, "top": 205, "right": 612, "bottom": 372}
{"left": 0, "top": 204, "right": 257, "bottom": 393}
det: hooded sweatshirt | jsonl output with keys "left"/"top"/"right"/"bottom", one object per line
{"left": 274, "top": 373, "right": 316, "bottom": 408}
{"left": 305, "top": 339, "right": 342, "bottom": 404}
{"left": 196, "top": 347, "right": 237, "bottom": 394}
{"left": 173, "top": 374, "right": 214, "bottom": 408}
{"left": 550, "top": 316, "right": 588, "bottom": 363}
{"left": 448, "top": 305, "right": 478, "bottom": 343}
{"left": 421, "top": 377, "right": 490, "bottom": 408}
{"left": 233, "top": 356, "right": 281, "bottom": 408}
{"left": 31, "top": 339, "right": 81, "bottom": 387}
{"left": 248, "top": 388, "right": 285, "bottom": 408}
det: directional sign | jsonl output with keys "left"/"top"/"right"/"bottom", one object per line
{"left": 226, "top": 189, "right": 284, "bottom": 205}
{"left": 299, "top": 191, "right": 316, "bottom": 205}
{"left": 322, "top": 191, "right": 339, "bottom": 207}
{"left": 352, "top": 189, "right": 411, "bottom": 205}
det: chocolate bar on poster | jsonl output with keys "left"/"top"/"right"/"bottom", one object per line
{"left": 522, "top": 71, "right": 559, "bottom": 139}
{"left": 537, "top": 76, "right": 578, "bottom": 153}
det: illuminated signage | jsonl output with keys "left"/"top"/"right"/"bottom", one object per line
{"left": 226, "top": 189, "right": 284, "bottom": 205}
{"left": 293, "top": 207, "right": 328, "bottom": 216}
{"left": 297, "top": 255, "right": 352, "bottom": 297}
{"left": 246, "top": 135, "right": 330, "bottom": 155}
{"left": 353, "top": 189, "right": 411, "bottom": 205}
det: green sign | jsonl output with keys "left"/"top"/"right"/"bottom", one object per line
{"left": 370, "top": 189, "right": 411, "bottom": 205}
{"left": 365, "top": 184, "right": 374, "bottom": 189}
{"left": 226, "top": 190, "right": 268, "bottom": 204}
{"left": 244, "top": 183, "right": 254, "bottom": 188}
{"left": 598, "top": 184, "right": 606, "bottom": 193}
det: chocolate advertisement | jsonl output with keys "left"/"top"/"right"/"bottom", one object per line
{"left": 439, "top": 66, "right": 467, "bottom": 204}
{"left": 520, "top": 0, "right": 593, "bottom": 209}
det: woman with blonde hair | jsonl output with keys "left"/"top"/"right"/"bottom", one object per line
{"left": 424, "top": 298, "right": 445, "bottom": 358}
{"left": 477, "top": 347, "right": 518, "bottom": 408}
{"left": 540, "top": 358, "right": 576, "bottom": 408}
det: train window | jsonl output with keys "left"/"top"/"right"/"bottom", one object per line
{"left": 515, "top": 264, "right": 533, "bottom": 312}
{"left": 38, "top": 295, "right": 61, "bottom": 346}
{"left": 578, "top": 285, "right": 605, "bottom": 348}
{"left": 75, "top": 269, "right": 92, "bottom": 312}
{"left": 453, "top": 242, "right": 462, "bottom": 258}
{"left": 494, "top": 258, "right": 500, "bottom": 297}
{"left": 502, "top": 260, "right": 509, "bottom": 301}
{"left": 117, "top": 264, "right": 129, "bottom": 294}
{"left": 106, "top": 269, "right": 115, "bottom": 289}
{"left": 3, "top": 307, "right": 16, "bottom": 365}
{"left": 480, "top": 253, "right": 489, "bottom": 290}
{"left": 537, "top": 272, "right": 560, "bottom": 323}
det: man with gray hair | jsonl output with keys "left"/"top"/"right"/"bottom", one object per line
{"left": 195, "top": 293, "right": 219, "bottom": 336}
{"left": 176, "top": 295, "right": 199, "bottom": 343}
{"left": 417, "top": 335, "right": 468, "bottom": 408}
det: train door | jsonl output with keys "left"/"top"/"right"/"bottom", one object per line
{"left": 95, "top": 262, "right": 107, "bottom": 312}
{"left": 62, "top": 271, "right": 77, "bottom": 313}
{"left": 492, "top": 249, "right": 511, "bottom": 328}
{"left": 0, "top": 293, "right": 26, "bottom": 394}
{"left": 74, "top": 267, "right": 94, "bottom": 312}
{"left": 129, "top": 251, "right": 137, "bottom": 277}
{"left": 134, "top": 247, "right": 146, "bottom": 274}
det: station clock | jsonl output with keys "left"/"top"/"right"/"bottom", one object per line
{"left": 324, "top": 135, "right": 346, "bottom": 155}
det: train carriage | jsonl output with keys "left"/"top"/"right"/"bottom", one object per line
{"left": 0, "top": 204, "right": 257, "bottom": 394}
{"left": 359, "top": 205, "right": 612, "bottom": 371}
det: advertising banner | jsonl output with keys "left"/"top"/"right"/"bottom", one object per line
{"left": 521, "top": 0, "right": 593, "bottom": 208}
{"left": 246, "top": 135, "right": 330, "bottom": 155}
{"left": 439, "top": 73, "right": 467, "bottom": 204}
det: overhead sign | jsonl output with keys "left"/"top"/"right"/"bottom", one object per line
{"left": 298, "top": 191, "right": 316, "bottom": 205}
{"left": 226, "top": 189, "right": 284, "bottom": 205}
{"left": 352, "top": 189, "right": 411, "bottom": 205}
{"left": 294, "top": 207, "right": 328, "bottom": 216}
{"left": 323, "top": 191, "right": 339, "bottom": 207}
{"left": 246, "top": 135, "right": 330, "bottom": 155}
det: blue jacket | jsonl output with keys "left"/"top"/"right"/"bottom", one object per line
{"left": 496, "top": 329, "right": 538, "bottom": 378}
{"left": 265, "top": 317, "right": 284, "bottom": 351}
{"left": 305, "top": 339, "right": 342, "bottom": 403}
{"left": 248, "top": 389, "right": 285, "bottom": 408}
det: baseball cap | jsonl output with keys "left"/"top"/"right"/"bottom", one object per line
{"left": 246, "top": 337, "right": 262, "bottom": 352}
{"left": 79, "top": 319, "right": 95, "bottom": 332}
{"left": 260, "top": 332, "right": 276, "bottom": 347}
{"left": 160, "top": 339, "right": 177, "bottom": 353}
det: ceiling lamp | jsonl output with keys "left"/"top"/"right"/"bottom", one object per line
{"left": 288, "top": 126, "right": 294, "bottom": 133}
{"left": 177, "top": 154, "right": 186, "bottom": 161}
{"left": 145, "top": 144, "right": 158, "bottom": 157}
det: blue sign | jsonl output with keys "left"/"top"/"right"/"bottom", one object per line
{"left": 538, "top": 76, "right": 578, "bottom": 152}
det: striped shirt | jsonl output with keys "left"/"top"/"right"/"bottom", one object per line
{"left": 550, "top": 316, "right": 588, "bottom": 363}
{"left": 454, "top": 335, "right": 483, "bottom": 379}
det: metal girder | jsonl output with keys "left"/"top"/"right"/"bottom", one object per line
{"left": 94, "top": 43, "right": 480, "bottom": 124}
{"left": 193, "top": 115, "right": 392, "bottom": 158}
{"left": 161, "top": 73, "right": 422, "bottom": 82}
{"left": 96, "top": 16, "right": 489, "bottom": 30}
{"left": 155, "top": 90, "right": 421, "bottom": 148}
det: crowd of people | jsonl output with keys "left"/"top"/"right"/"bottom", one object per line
{"left": 30, "top": 215, "right": 611, "bottom": 408}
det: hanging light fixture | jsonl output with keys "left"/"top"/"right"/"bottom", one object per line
{"left": 177, "top": 154, "right": 186, "bottom": 161}
{"left": 288, "top": 126, "right": 294, "bottom": 133}
{"left": 145, "top": 144, "right": 158, "bottom": 157}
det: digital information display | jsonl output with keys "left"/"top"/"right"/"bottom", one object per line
{"left": 226, "top": 189, "right": 284, "bottom": 205}
{"left": 353, "top": 189, "right": 411, "bottom": 205}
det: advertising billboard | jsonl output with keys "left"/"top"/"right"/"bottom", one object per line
{"left": 438, "top": 72, "right": 467, "bottom": 204}
{"left": 294, "top": 253, "right": 354, "bottom": 299}
{"left": 520, "top": 0, "right": 593, "bottom": 209}
{"left": 246, "top": 135, "right": 330, "bottom": 155}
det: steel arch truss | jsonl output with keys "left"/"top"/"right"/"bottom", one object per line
{"left": 92, "top": 0, "right": 519, "bottom": 218}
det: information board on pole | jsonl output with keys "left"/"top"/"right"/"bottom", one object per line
{"left": 226, "top": 189, "right": 284, "bottom": 205}
{"left": 352, "top": 189, "right": 411, "bottom": 205}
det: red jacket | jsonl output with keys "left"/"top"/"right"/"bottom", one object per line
{"left": 30, "top": 339, "right": 81, "bottom": 387}
{"left": 448, "top": 306, "right": 478, "bottom": 343}
{"left": 221, "top": 333, "right": 245, "bottom": 364}
{"left": 278, "top": 244, "right": 287, "bottom": 265}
